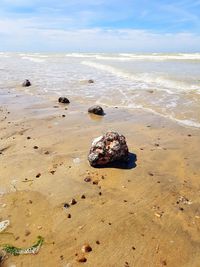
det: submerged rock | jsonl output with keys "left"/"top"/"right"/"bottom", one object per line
{"left": 88, "top": 105, "right": 104, "bottom": 115}
{"left": 58, "top": 97, "right": 70, "bottom": 104}
{"left": 22, "top": 79, "right": 31, "bottom": 87}
{"left": 88, "top": 131, "right": 129, "bottom": 167}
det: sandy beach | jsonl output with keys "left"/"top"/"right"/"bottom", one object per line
{"left": 0, "top": 84, "right": 200, "bottom": 267}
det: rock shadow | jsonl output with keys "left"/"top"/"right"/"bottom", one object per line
{"left": 93, "top": 152, "right": 137, "bottom": 170}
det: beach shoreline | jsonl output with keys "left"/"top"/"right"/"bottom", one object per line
{"left": 0, "top": 87, "right": 200, "bottom": 266}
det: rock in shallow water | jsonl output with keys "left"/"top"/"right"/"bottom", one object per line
{"left": 88, "top": 131, "right": 129, "bottom": 167}
{"left": 58, "top": 97, "right": 70, "bottom": 104}
{"left": 22, "top": 79, "right": 31, "bottom": 87}
{"left": 88, "top": 105, "right": 104, "bottom": 116}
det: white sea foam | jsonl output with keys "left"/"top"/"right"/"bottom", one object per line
{"left": 81, "top": 60, "right": 199, "bottom": 92}
{"left": 21, "top": 56, "right": 45, "bottom": 63}
{"left": 65, "top": 53, "right": 200, "bottom": 61}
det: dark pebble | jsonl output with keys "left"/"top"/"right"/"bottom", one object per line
{"left": 64, "top": 203, "right": 70, "bottom": 209}
{"left": 36, "top": 173, "right": 41, "bottom": 178}
{"left": 70, "top": 198, "right": 77, "bottom": 205}
{"left": 77, "top": 256, "right": 87, "bottom": 263}
{"left": 84, "top": 177, "right": 91, "bottom": 182}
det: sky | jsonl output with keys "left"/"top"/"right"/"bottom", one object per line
{"left": 0, "top": 0, "right": 200, "bottom": 52}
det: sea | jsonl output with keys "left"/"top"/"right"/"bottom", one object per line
{"left": 0, "top": 52, "right": 200, "bottom": 128}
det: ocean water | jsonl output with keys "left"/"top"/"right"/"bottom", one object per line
{"left": 0, "top": 52, "right": 200, "bottom": 128}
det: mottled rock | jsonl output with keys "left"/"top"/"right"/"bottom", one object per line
{"left": 88, "top": 105, "right": 104, "bottom": 116}
{"left": 22, "top": 79, "right": 31, "bottom": 87}
{"left": 58, "top": 97, "right": 70, "bottom": 104}
{"left": 88, "top": 131, "right": 129, "bottom": 167}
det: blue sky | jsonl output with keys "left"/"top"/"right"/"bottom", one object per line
{"left": 0, "top": 0, "right": 200, "bottom": 52}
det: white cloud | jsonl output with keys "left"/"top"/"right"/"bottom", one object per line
{"left": 0, "top": 18, "right": 200, "bottom": 52}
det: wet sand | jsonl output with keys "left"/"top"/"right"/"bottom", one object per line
{"left": 1, "top": 89, "right": 200, "bottom": 267}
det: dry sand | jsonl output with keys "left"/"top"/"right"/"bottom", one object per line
{"left": 0, "top": 89, "right": 200, "bottom": 267}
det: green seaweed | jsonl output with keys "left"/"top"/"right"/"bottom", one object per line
{"left": 3, "top": 236, "right": 44, "bottom": 256}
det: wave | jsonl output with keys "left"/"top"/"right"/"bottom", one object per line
{"left": 21, "top": 56, "right": 45, "bottom": 63}
{"left": 96, "top": 100, "right": 200, "bottom": 129}
{"left": 65, "top": 53, "right": 200, "bottom": 61}
{"left": 81, "top": 60, "right": 199, "bottom": 92}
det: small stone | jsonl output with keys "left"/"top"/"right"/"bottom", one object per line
{"left": 88, "top": 79, "right": 94, "bottom": 83}
{"left": 37, "top": 226, "right": 42, "bottom": 230}
{"left": 81, "top": 244, "right": 92, "bottom": 253}
{"left": 27, "top": 136, "right": 31, "bottom": 140}
{"left": 33, "top": 146, "right": 38, "bottom": 149}
{"left": 22, "top": 79, "right": 31, "bottom": 87}
{"left": 25, "top": 230, "right": 31, "bottom": 236}
{"left": 60, "top": 255, "right": 64, "bottom": 260}
{"left": 88, "top": 105, "right": 104, "bottom": 116}
{"left": 93, "top": 180, "right": 99, "bottom": 185}
{"left": 36, "top": 173, "right": 41, "bottom": 178}
{"left": 84, "top": 177, "right": 91, "bottom": 182}
{"left": 154, "top": 212, "right": 162, "bottom": 218}
{"left": 50, "top": 170, "right": 55, "bottom": 175}
{"left": 69, "top": 198, "right": 77, "bottom": 205}
{"left": 96, "top": 240, "right": 100, "bottom": 245}
{"left": 99, "top": 192, "right": 102, "bottom": 196}
{"left": 62, "top": 114, "right": 66, "bottom": 117}
{"left": 67, "top": 214, "right": 71, "bottom": 218}
{"left": 77, "top": 256, "right": 87, "bottom": 263}
{"left": 81, "top": 194, "right": 86, "bottom": 199}
{"left": 44, "top": 151, "right": 50, "bottom": 155}
{"left": 64, "top": 203, "right": 70, "bottom": 209}
{"left": 58, "top": 97, "right": 70, "bottom": 104}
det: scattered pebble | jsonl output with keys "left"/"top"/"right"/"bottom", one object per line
{"left": 77, "top": 256, "right": 87, "bottom": 263}
{"left": 81, "top": 244, "right": 92, "bottom": 253}
{"left": 25, "top": 230, "right": 31, "bottom": 236}
{"left": 33, "top": 146, "right": 38, "bottom": 149}
{"left": 84, "top": 177, "right": 91, "bottom": 182}
{"left": 96, "top": 240, "right": 100, "bottom": 245}
{"left": 64, "top": 203, "right": 70, "bottom": 209}
{"left": 81, "top": 194, "right": 86, "bottom": 199}
{"left": 93, "top": 180, "right": 99, "bottom": 185}
{"left": 36, "top": 173, "right": 41, "bottom": 178}
{"left": 69, "top": 198, "right": 77, "bottom": 205}
{"left": 67, "top": 214, "right": 71, "bottom": 218}
{"left": 154, "top": 212, "right": 162, "bottom": 218}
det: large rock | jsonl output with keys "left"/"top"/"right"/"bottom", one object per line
{"left": 88, "top": 105, "right": 104, "bottom": 116}
{"left": 58, "top": 97, "right": 70, "bottom": 104}
{"left": 22, "top": 79, "right": 31, "bottom": 87}
{"left": 88, "top": 132, "right": 129, "bottom": 167}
